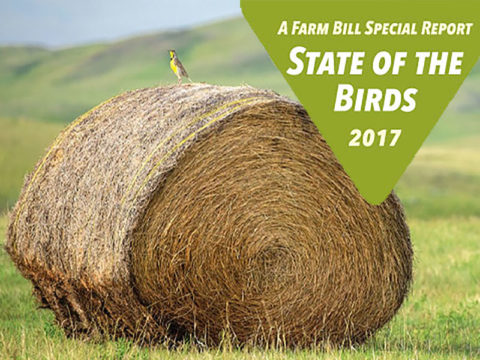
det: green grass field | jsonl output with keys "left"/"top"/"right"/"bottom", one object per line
{"left": 0, "top": 16, "right": 479, "bottom": 359}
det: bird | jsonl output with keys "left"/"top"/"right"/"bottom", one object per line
{"left": 169, "top": 50, "right": 191, "bottom": 84}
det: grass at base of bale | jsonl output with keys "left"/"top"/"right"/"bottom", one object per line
{"left": 1, "top": 215, "right": 478, "bottom": 359}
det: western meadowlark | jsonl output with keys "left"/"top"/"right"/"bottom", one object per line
{"left": 169, "top": 50, "right": 191, "bottom": 84}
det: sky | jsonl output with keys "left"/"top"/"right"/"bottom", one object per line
{"left": 0, "top": 0, "right": 241, "bottom": 47}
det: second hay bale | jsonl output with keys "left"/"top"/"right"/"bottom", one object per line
{"left": 6, "top": 84, "right": 413, "bottom": 347}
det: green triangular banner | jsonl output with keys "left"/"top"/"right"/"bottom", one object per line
{"left": 241, "top": 0, "right": 480, "bottom": 204}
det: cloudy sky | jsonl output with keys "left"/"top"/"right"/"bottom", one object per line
{"left": 0, "top": 0, "right": 241, "bottom": 47}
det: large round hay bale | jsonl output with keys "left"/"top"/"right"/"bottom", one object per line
{"left": 6, "top": 84, "right": 412, "bottom": 347}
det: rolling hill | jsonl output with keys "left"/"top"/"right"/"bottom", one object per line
{"left": 0, "top": 17, "right": 291, "bottom": 123}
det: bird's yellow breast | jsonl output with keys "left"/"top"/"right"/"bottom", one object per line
{"left": 170, "top": 59, "right": 178, "bottom": 74}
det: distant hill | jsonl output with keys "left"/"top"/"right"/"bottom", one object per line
{"left": 0, "top": 18, "right": 291, "bottom": 123}
{"left": 0, "top": 16, "right": 478, "bottom": 123}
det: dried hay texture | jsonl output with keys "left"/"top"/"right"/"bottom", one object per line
{"left": 6, "top": 84, "right": 412, "bottom": 348}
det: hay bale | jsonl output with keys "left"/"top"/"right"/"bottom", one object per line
{"left": 6, "top": 84, "right": 412, "bottom": 347}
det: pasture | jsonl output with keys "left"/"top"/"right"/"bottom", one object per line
{"left": 0, "top": 16, "right": 479, "bottom": 359}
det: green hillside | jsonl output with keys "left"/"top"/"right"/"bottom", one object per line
{"left": 0, "top": 18, "right": 291, "bottom": 123}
